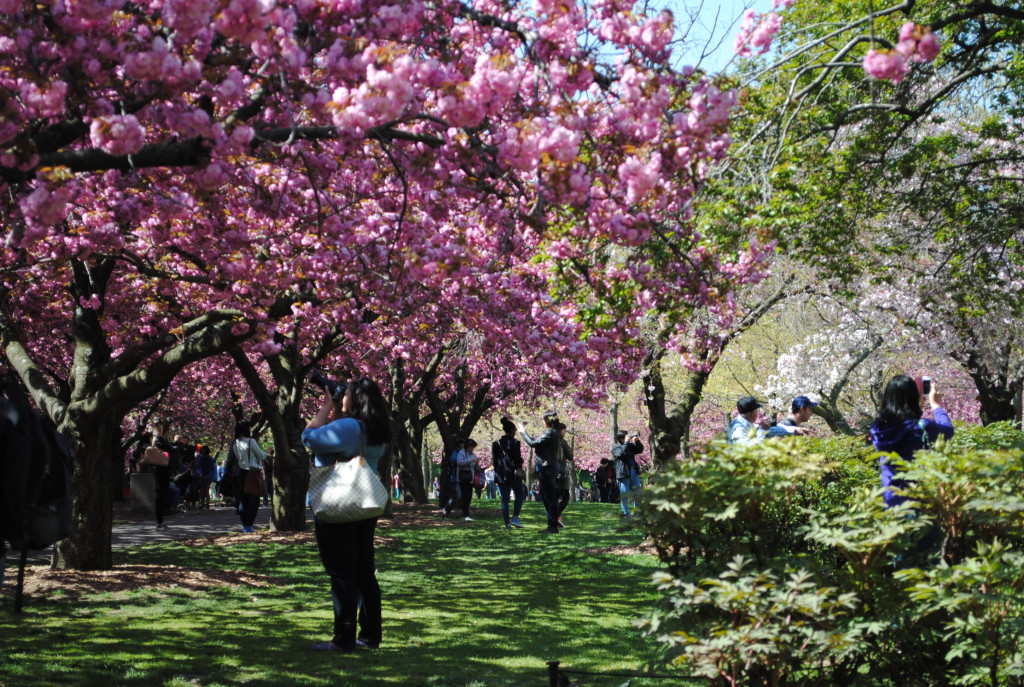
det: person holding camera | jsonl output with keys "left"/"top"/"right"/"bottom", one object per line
{"left": 612, "top": 430, "right": 644, "bottom": 517}
{"left": 871, "top": 375, "right": 954, "bottom": 508}
{"left": 517, "top": 411, "right": 563, "bottom": 534}
{"left": 302, "top": 374, "right": 393, "bottom": 651}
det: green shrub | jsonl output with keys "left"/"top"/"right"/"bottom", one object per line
{"left": 639, "top": 433, "right": 1024, "bottom": 686}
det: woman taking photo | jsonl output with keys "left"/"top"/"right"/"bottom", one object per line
{"left": 302, "top": 376, "right": 393, "bottom": 651}
{"left": 870, "top": 375, "right": 954, "bottom": 507}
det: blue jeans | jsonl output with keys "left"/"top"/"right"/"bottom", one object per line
{"left": 499, "top": 480, "right": 525, "bottom": 524}
{"left": 314, "top": 516, "right": 382, "bottom": 646}
{"left": 618, "top": 469, "right": 641, "bottom": 515}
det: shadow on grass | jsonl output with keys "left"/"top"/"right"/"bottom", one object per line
{"left": 1, "top": 502, "right": 675, "bottom": 687}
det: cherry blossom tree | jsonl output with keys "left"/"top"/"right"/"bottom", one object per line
{"left": 755, "top": 283, "right": 984, "bottom": 433}
{"left": 0, "top": 0, "right": 799, "bottom": 570}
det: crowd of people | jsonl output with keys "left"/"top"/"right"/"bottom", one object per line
{"left": 125, "top": 371, "right": 951, "bottom": 654}
{"left": 129, "top": 419, "right": 274, "bottom": 532}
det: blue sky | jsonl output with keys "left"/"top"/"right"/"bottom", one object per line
{"left": 664, "top": 0, "right": 773, "bottom": 73}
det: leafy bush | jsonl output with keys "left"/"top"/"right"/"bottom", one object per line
{"left": 639, "top": 432, "right": 1024, "bottom": 686}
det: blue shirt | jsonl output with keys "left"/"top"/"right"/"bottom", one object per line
{"left": 301, "top": 417, "right": 387, "bottom": 470}
{"left": 871, "top": 407, "right": 954, "bottom": 507}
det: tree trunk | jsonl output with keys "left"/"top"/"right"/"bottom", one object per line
{"left": 642, "top": 354, "right": 709, "bottom": 465}
{"left": 424, "top": 373, "right": 494, "bottom": 509}
{"left": 959, "top": 348, "right": 1023, "bottom": 426}
{"left": 393, "top": 417, "right": 427, "bottom": 503}
{"left": 973, "top": 374, "right": 1021, "bottom": 425}
{"left": 610, "top": 400, "right": 619, "bottom": 443}
{"left": 270, "top": 413, "right": 310, "bottom": 530}
{"left": 814, "top": 403, "right": 858, "bottom": 436}
{"left": 54, "top": 407, "right": 122, "bottom": 569}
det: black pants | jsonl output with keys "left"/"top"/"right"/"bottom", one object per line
{"left": 557, "top": 489, "right": 570, "bottom": 517}
{"left": 314, "top": 517, "right": 382, "bottom": 646}
{"left": 154, "top": 467, "right": 171, "bottom": 524}
{"left": 458, "top": 479, "right": 473, "bottom": 516}
{"left": 237, "top": 470, "right": 260, "bottom": 527}
{"left": 536, "top": 466, "right": 560, "bottom": 531}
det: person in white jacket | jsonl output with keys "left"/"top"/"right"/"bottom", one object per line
{"left": 232, "top": 421, "right": 267, "bottom": 533}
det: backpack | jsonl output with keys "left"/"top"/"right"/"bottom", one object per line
{"left": 0, "top": 392, "right": 74, "bottom": 612}
{"left": 492, "top": 436, "right": 521, "bottom": 482}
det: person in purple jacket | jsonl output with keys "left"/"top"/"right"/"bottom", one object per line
{"left": 870, "top": 375, "right": 954, "bottom": 507}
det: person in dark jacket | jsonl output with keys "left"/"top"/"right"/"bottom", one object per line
{"left": 870, "top": 375, "right": 954, "bottom": 508}
{"left": 492, "top": 417, "right": 525, "bottom": 529}
{"left": 517, "top": 411, "right": 562, "bottom": 534}
{"left": 612, "top": 430, "right": 643, "bottom": 516}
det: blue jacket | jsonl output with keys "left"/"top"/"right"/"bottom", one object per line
{"left": 871, "top": 407, "right": 953, "bottom": 507}
{"left": 301, "top": 418, "right": 387, "bottom": 471}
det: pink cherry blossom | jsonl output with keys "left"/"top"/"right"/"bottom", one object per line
{"left": 917, "top": 31, "right": 941, "bottom": 61}
{"left": 19, "top": 80, "right": 68, "bottom": 119}
{"left": 89, "top": 115, "right": 146, "bottom": 155}
{"left": 863, "top": 49, "right": 909, "bottom": 82}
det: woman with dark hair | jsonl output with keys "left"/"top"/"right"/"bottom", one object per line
{"left": 870, "top": 375, "right": 954, "bottom": 507}
{"left": 302, "top": 376, "right": 393, "bottom": 651}
{"left": 232, "top": 420, "right": 267, "bottom": 533}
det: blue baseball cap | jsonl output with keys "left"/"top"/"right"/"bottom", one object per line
{"left": 791, "top": 396, "right": 818, "bottom": 412}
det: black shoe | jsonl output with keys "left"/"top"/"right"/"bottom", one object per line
{"left": 540, "top": 527, "right": 560, "bottom": 534}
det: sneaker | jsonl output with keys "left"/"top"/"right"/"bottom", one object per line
{"left": 242, "top": 526, "right": 255, "bottom": 533}
{"left": 505, "top": 523, "right": 512, "bottom": 530}
{"left": 540, "top": 527, "right": 559, "bottom": 535}
{"left": 557, "top": 517, "right": 565, "bottom": 528}
{"left": 464, "top": 516, "right": 474, "bottom": 522}
{"left": 510, "top": 517, "right": 524, "bottom": 528}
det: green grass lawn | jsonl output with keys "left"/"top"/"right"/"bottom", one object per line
{"left": 1, "top": 502, "right": 685, "bottom": 687}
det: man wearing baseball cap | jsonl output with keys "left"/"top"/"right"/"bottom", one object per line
{"left": 780, "top": 396, "right": 818, "bottom": 429}
{"left": 728, "top": 396, "right": 805, "bottom": 445}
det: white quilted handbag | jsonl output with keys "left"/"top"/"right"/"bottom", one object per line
{"left": 308, "top": 454, "right": 389, "bottom": 523}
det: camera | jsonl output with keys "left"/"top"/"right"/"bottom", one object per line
{"left": 310, "top": 370, "right": 347, "bottom": 402}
